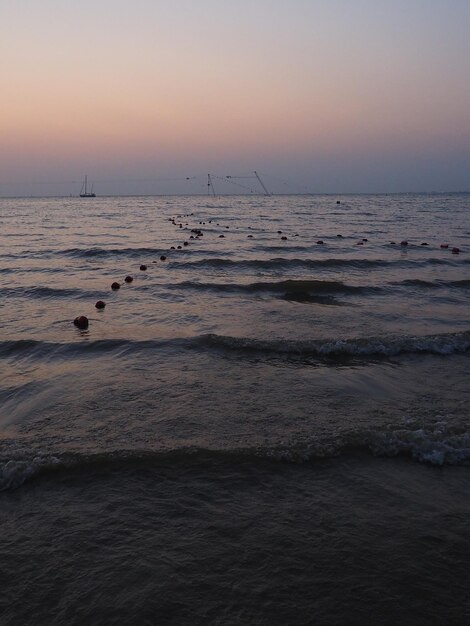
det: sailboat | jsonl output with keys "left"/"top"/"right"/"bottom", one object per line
{"left": 80, "top": 175, "right": 96, "bottom": 198}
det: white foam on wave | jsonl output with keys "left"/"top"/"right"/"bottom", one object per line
{"left": 370, "top": 422, "right": 470, "bottom": 465}
{"left": 206, "top": 330, "right": 470, "bottom": 357}
{"left": 0, "top": 456, "right": 60, "bottom": 491}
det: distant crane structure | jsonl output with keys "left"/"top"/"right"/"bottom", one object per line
{"left": 207, "top": 173, "right": 216, "bottom": 197}
{"left": 221, "top": 171, "right": 271, "bottom": 196}
{"left": 1, "top": 169, "right": 274, "bottom": 197}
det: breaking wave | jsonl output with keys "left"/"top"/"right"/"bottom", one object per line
{"left": 1, "top": 331, "right": 469, "bottom": 362}
{"left": 2, "top": 421, "right": 469, "bottom": 491}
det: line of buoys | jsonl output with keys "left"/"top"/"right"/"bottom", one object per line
{"left": 73, "top": 214, "right": 200, "bottom": 331}
{"left": 72, "top": 207, "right": 464, "bottom": 333}
{"left": 73, "top": 315, "right": 89, "bottom": 329}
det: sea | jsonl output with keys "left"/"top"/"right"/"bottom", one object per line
{"left": 1, "top": 193, "right": 469, "bottom": 625}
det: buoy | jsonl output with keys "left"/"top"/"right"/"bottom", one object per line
{"left": 400, "top": 241, "right": 408, "bottom": 246}
{"left": 140, "top": 265, "right": 147, "bottom": 271}
{"left": 219, "top": 235, "right": 225, "bottom": 238}
{"left": 421, "top": 242, "right": 428, "bottom": 246}
{"left": 95, "top": 300, "right": 106, "bottom": 309}
{"left": 160, "top": 255, "right": 167, "bottom": 261}
{"left": 356, "top": 241, "right": 364, "bottom": 245}
{"left": 362, "top": 238, "right": 368, "bottom": 242}
{"left": 390, "top": 241, "right": 396, "bottom": 245}
{"left": 452, "top": 247, "right": 460, "bottom": 254}
{"left": 183, "top": 241, "right": 189, "bottom": 246}
{"left": 316, "top": 240, "right": 324, "bottom": 244}
{"left": 281, "top": 236, "right": 287, "bottom": 240}
{"left": 248, "top": 235, "right": 253, "bottom": 238}
{"left": 336, "top": 234, "right": 343, "bottom": 238}
{"left": 336, "top": 200, "right": 341, "bottom": 204}
{"left": 277, "top": 230, "right": 282, "bottom": 234}
{"left": 111, "top": 282, "right": 120, "bottom": 290}
{"left": 440, "top": 244, "right": 449, "bottom": 249}
{"left": 177, "top": 245, "right": 182, "bottom": 249}
{"left": 73, "top": 316, "right": 89, "bottom": 329}
{"left": 124, "top": 275, "right": 133, "bottom": 283}
{"left": 170, "top": 246, "right": 175, "bottom": 250}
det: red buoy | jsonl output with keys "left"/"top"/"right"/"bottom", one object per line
{"left": 124, "top": 275, "right": 133, "bottom": 283}
{"left": 111, "top": 282, "right": 120, "bottom": 290}
{"left": 73, "top": 316, "right": 89, "bottom": 329}
{"left": 139, "top": 265, "right": 147, "bottom": 271}
{"left": 316, "top": 240, "right": 324, "bottom": 244}
{"left": 400, "top": 241, "right": 408, "bottom": 246}
{"left": 95, "top": 300, "right": 106, "bottom": 309}
{"left": 440, "top": 244, "right": 449, "bottom": 249}
{"left": 452, "top": 247, "right": 460, "bottom": 254}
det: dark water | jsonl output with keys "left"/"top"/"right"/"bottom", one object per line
{"left": 1, "top": 194, "right": 469, "bottom": 624}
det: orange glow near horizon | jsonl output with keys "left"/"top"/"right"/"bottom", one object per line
{"left": 1, "top": 1, "right": 469, "bottom": 192}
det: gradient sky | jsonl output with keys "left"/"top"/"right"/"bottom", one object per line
{"left": 1, "top": 0, "right": 469, "bottom": 195}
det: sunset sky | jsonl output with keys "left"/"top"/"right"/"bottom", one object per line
{"left": 1, "top": 0, "right": 469, "bottom": 195}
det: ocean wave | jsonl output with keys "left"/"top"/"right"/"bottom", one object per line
{"left": 200, "top": 330, "right": 470, "bottom": 358}
{"left": 1, "top": 285, "right": 104, "bottom": 300}
{"left": 393, "top": 278, "right": 470, "bottom": 289}
{"left": 59, "top": 247, "right": 167, "bottom": 258}
{"left": 0, "top": 338, "right": 177, "bottom": 359}
{"left": 1, "top": 331, "right": 470, "bottom": 362}
{"left": 169, "top": 256, "right": 466, "bottom": 271}
{"left": 0, "top": 455, "right": 61, "bottom": 491}
{"left": 369, "top": 423, "right": 470, "bottom": 466}
{"left": 169, "top": 257, "right": 391, "bottom": 271}
{"left": 1, "top": 423, "right": 469, "bottom": 490}
{"left": 168, "top": 279, "right": 377, "bottom": 296}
